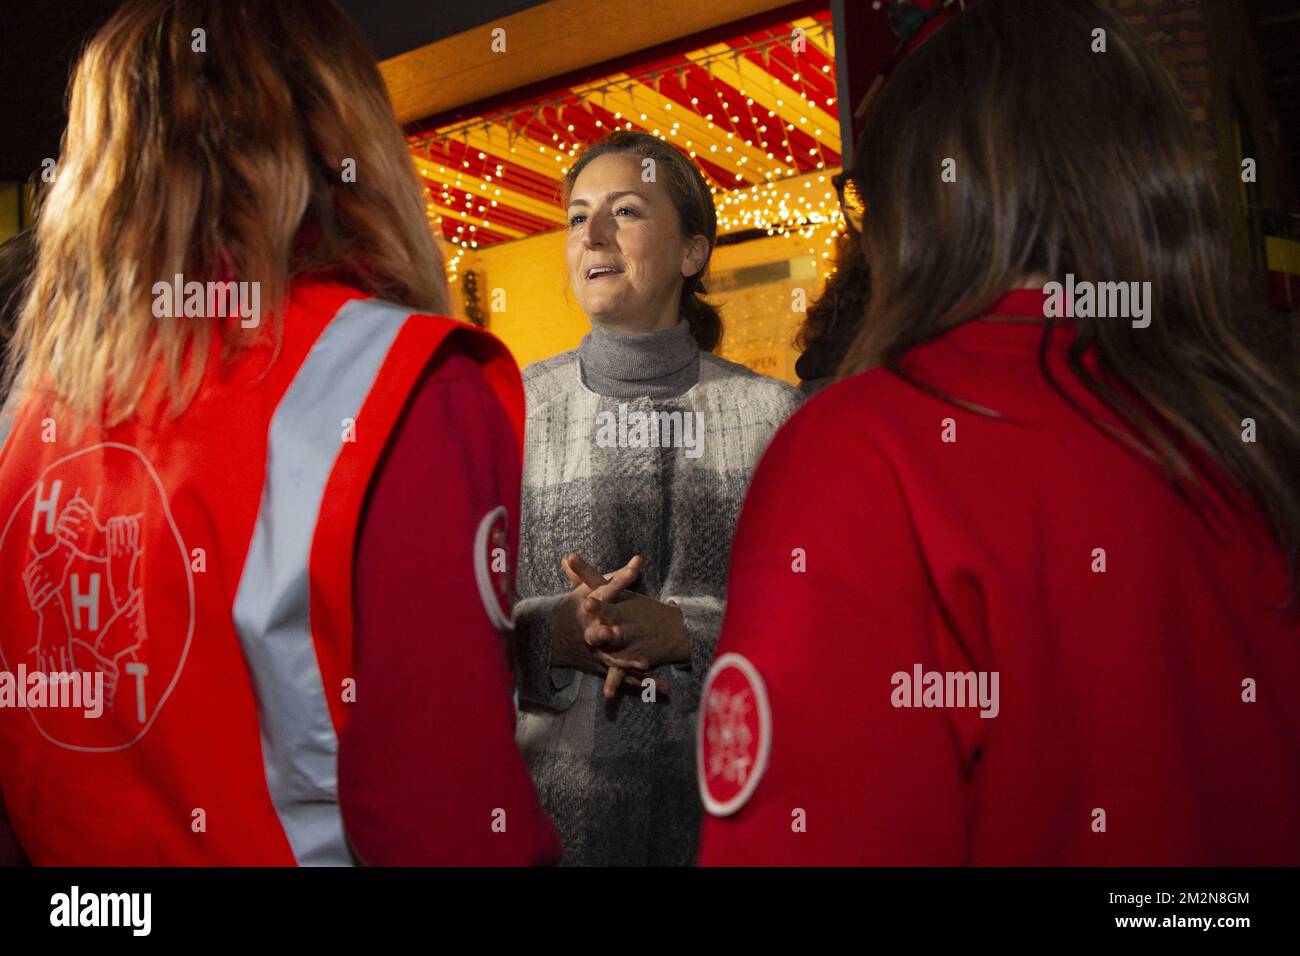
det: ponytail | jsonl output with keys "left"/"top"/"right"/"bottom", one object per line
{"left": 681, "top": 273, "right": 722, "bottom": 352}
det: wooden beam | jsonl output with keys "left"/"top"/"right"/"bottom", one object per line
{"left": 381, "top": 0, "right": 796, "bottom": 125}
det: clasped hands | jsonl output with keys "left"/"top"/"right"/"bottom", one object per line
{"left": 550, "top": 553, "right": 690, "bottom": 700}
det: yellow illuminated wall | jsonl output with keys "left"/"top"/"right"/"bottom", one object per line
{"left": 466, "top": 229, "right": 588, "bottom": 367}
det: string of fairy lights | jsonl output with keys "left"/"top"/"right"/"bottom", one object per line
{"left": 406, "top": 17, "right": 848, "bottom": 282}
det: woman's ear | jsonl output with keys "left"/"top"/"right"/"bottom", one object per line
{"left": 681, "top": 235, "right": 710, "bottom": 279}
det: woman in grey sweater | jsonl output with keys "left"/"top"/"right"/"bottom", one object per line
{"left": 513, "top": 131, "right": 800, "bottom": 866}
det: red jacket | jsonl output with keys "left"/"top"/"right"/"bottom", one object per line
{"left": 0, "top": 279, "right": 557, "bottom": 865}
{"left": 698, "top": 290, "right": 1300, "bottom": 866}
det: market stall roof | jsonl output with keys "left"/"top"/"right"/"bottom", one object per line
{"left": 405, "top": 7, "right": 841, "bottom": 262}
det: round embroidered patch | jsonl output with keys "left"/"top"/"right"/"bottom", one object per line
{"left": 473, "top": 505, "right": 513, "bottom": 631}
{"left": 697, "top": 651, "right": 771, "bottom": 816}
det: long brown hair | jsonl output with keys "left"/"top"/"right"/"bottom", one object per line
{"left": 563, "top": 131, "right": 722, "bottom": 352}
{"left": 3, "top": 0, "right": 448, "bottom": 427}
{"left": 841, "top": 0, "right": 1300, "bottom": 589}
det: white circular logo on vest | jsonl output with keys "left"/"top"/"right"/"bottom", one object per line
{"left": 697, "top": 651, "right": 771, "bottom": 816}
{"left": 474, "top": 505, "right": 513, "bottom": 631}
{"left": 0, "top": 443, "right": 195, "bottom": 751}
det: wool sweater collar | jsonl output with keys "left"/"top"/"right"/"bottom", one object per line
{"left": 578, "top": 318, "right": 700, "bottom": 399}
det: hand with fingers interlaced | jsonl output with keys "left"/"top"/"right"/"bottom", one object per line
{"left": 550, "top": 552, "right": 690, "bottom": 700}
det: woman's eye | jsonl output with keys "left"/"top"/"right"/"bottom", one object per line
{"left": 567, "top": 213, "right": 586, "bottom": 227}
{"left": 615, "top": 206, "right": 638, "bottom": 217}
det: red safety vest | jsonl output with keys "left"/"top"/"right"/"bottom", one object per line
{"left": 0, "top": 279, "right": 524, "bottom": 864}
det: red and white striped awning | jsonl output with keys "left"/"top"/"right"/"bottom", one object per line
{"left": 406, "top": 8, "right": 840, "bottom": 261}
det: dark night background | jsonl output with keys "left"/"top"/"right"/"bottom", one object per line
{"left": 0, "top": 0, "right": 539, "bottom": 180}
{"left": 1, "top": 1, "right": 1298, "bottom": 188}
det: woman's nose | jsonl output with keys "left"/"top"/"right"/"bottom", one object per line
{"left": 585, "top": 213, "right": 613, "bottom": 247}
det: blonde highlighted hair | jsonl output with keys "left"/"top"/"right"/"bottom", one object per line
{"left": 4, "top": 0, "right": 447, "bottom": 427}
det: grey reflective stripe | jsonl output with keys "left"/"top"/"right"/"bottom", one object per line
{"left": 0, "top": 414, "right": 13, "bottom": 454}
{"left": 232, "top": 297, "right": 410, "bottom": 866}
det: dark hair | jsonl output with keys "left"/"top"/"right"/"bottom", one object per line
{"left": 563, "top": 130, "right": 722, "bottom": 352}
{"left": 795, "top": 228, "right": 871, "bottom": 389}
{"left": 841, "top": 0, "right": 1300, "bottom": 593}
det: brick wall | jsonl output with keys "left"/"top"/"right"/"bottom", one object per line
{"left": 1111, "top": 0, "right": 1214, "bottom": 158}
{"left": 1112, "top": 0, "right": 1297, "bottom": 304}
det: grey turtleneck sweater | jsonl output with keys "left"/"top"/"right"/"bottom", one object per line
{"left": 513, "top": 319, "right": 801, "bottom": 866}
{"left": 578, "top": 318, "right": 700, "bottom": 399}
